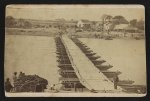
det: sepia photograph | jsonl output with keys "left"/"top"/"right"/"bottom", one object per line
{"left": 4, "top": 4, "right": 146, "bottom": 97}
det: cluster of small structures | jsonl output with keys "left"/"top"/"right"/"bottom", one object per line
{"left": 5, "top": 72, "right": 48, "bottom": 92}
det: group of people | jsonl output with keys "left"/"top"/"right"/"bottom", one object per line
{"left": 5, "top": 72, "right": 119, "bottom": 92}
{"left": 5, "top": 72, "right": 24, "bottom": 92}
{"left": 5, "top": 72, "right": 47, "bottom": 92}
{"left": 49, "top": 84, "right": 60, "bottom": 93}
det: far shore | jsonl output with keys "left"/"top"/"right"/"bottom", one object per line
{"left": 5, "top": 28, "right": 145, "bottom": 40}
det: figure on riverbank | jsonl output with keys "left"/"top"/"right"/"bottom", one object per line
{"left": 18, "top": 72, "right": 24, "bottom": 78}
{"left": 13, "top": 72, "right": 18, "bottom": 91}
{"left": 35, "top": 82, "right": 43, "bottom": 92}
{"left": 113, "top": 75, "right": 119, "bottom": 89}
{"left": 13, "top": 72, "right": 17, "bottom": 82}
{"left": 5, "top": 78, "right": 13, "bottom": 92}
{"left": 50, "top": 84, "right": 55, "bottom": 90}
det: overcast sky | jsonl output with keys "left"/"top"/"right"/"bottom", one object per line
{"left": 6, "top": 5, "right": 144, "bottom": 21}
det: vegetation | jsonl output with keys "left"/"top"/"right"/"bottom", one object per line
{"left": 130, "top": 19, "right": 144, "bottom": 30}
{"left": 113, "top": 15, "right": 129, "bottom": 24}
{"left": 5, "top": 16, "right": 32, "bottom": 28}
{"left": 5, "top": 16, "right": 17, "bottom": 28}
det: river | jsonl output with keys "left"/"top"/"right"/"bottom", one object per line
{"left": 79, "top": 38, "right": 146, "bottom": 85}
{"left": 5, "top": 35, "right": 60, "bottom": 87}
{"left": 5, "top": 35, "right": 146, "bottom": 86}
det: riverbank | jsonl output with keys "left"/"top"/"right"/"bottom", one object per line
{"left": 69, "top": 31, "right": 145, "bottom": 40}
{"left": 5, "top": 92, "right": 146, "bottom": 97}
{"left": 6, "top": 28, "right": 145, "bottom": 40}
{"left": 5, "top": 28, "right": 60, "bottom": 36}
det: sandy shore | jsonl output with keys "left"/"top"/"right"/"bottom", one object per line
{"left": 5, "top": 92, "right": 146, "bottom": 97}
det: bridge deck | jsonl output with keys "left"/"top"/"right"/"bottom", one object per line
{"left": 61, "top": 35, "right": 121, "bottom": 91}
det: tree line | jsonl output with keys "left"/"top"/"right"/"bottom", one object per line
{"left": 6, "top": 15, "right": 144, "bottom": 31}
{"left": 5, "top": 16, "right": 32, "bottom": 28}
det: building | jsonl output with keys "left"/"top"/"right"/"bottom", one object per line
{"left": 113, "top": 24, "right": 128, "bottom": 32}
{"left": 124, "top": 26, "right": 139, "bottom": 33}
{"left": 76, "top": 20, "right": 92, "bottom": 31}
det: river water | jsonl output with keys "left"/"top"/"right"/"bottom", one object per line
{"left": 79, "top": 38, "right": 146, "bottom": 85}
{"left": 5, "top": 35, "right": 146, "bottom": 86}
{"left": 5, "top": 35, "right": 60, "bottom": 87}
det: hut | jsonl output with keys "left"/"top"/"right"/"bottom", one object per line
{"left": 113, "top": 24, "right": 128, "bottom": 32}
{"left": 124, "top": 26, "right": 139, "bottom": 33}
{"left": 76, "top": 20, "right": 92, "bottom": 31}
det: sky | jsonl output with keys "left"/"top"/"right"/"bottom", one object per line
{"left": 6, "top": 5, "right": 145, "bottom": 21}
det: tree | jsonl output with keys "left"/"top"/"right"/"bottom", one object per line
{"left": 101, "top": 14, "right": 113, "bottom": 24}
{"left": 5, "top": 16, "right": 16, "bottom": 27}
{"left": 136, "top": 20, "right": 144, "bottom": 30}
{"left": 17, "top": 19, "right": 25, "bottom": 27}
{"left": 101, "top": 14, "right": 113, "bottom": 33}
{"left": 24, "top": 21, "right": 32, "bottom": 28}
{"left": 130, "top": 19, "right": 137, "bottom": 26}
{"left": 101, "top": 15, "right": 129, "bottom": 34}
{"left": 112, "top": 15, "right": 128, "bottom": 25}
